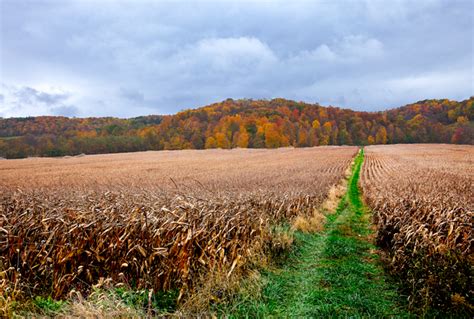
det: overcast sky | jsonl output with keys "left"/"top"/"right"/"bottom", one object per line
{"left": 0, "top": 0, "right": 473, "bottom": 118}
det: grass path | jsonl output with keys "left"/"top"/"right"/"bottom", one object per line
{"left": 224, "top": 149, "right": 411, "bottom": 318}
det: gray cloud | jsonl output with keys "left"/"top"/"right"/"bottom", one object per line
{"left": 120, "top": 88, "right": 145, "bottom": 103}
{"left": 14, "top": 86, "right": 70, "bottom": 105}
{"left": 0, "top": 83, "right": 76, "bottom": 117}
{"left": 0, "top": 0, "right": 472, "bottom": 117}
{"left": 51, "top": 105, "right": 79, "bottom": 117}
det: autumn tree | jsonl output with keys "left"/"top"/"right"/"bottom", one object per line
{"left": 456, "top": 116, "right": 469, "bottom": 125}
{"left": 236, "top": 126, "right": 249, "bottom": 148}
{"left": 297, "top": 128, "right": 308, "bottom": 147}
{"left": 264, "top": 123, "right": 281, "bottom": 148}
{"left": 318, "top": 122, "right": 332, "bottom": 146}
{"left": 308, "top": 127, "right": 318, "bottom": 146}
{"left": 367, "top": 135, "right": 375, "bottom": 145}
{"left": 312, "top": 119, "right": 321, "bottom": 130}
{"left": 191, "top": 133, "right": 204, "bottom": 149}
{"left": 375, "top": 126, "right": 388, "bottom": 144}
{"left": 205, "top": 136, "right": 217, "bottom": 149}
{"left": 252, "top": 124, "right": 266, "bottom": 148}
{"left": 338, "top": 121, "right": 351, "bottom": 145}
{"left": 215, "top": 132, "right": 230, "bottom": 149}
{"left": 331, "top": 126, "right": 339, "bottom": 145}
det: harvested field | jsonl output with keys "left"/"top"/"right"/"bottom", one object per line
{"left": 361, "top": 144, "right": 473, "bottom": 313}
{"left": 0, "top": 146, "right": 357, "bottom": 312}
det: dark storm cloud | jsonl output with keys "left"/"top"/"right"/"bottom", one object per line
{"left": 0, "top": 0, "right": 472, "bottom": 117}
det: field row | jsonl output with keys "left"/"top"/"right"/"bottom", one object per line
{"left": 361, "top": 144, "right": 473, "bottom": 313}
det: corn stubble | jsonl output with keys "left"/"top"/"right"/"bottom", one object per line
{"left": 0, "top": 147, "right": 356, "bottom": 313}
{"left": 361, "top": 144, "right": 473, "bottom": 314}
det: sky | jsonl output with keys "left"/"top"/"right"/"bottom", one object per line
{"left": 0, "top": 0, "right": 473, "bottom": 118}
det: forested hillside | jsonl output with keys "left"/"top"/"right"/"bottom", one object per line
{"left": 0, "top": 97, "right": 472, "bottom": 158}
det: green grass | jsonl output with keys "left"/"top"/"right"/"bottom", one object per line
{"left": 21, "top": 287, "right": 178, "bottom": 317}
{"left": 32, "top": 296, "right": 66, "bottom": 315}
{"left": 219, "top": 149, "right": 412, "bottom": 318}
{"left": 114, "top": 287, "right": 179, "bottom": 312}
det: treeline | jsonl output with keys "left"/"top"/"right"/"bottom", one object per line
{"left": 0, "top": 98, "right": 472, "bottom": 158}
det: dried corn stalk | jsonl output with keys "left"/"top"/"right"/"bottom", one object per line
{"left": 0, "top": 147, "right": 357, "bottom": 302}
{"left": 361, "top": 144, "right": 473, "bottom": 313}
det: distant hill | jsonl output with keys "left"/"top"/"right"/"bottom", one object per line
{"left": 0, "top": 98, "right": 472, "bottom": 158}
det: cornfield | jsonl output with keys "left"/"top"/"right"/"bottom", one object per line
{"left": 361, "top": 144, "right": 473, "bottom": 313}
{"left": 0, "top": 147, "right": 357, "bottom": 307}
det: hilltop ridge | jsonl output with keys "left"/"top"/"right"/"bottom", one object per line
{"left": 0, "top": 97, "right": 472, "bottom": 158}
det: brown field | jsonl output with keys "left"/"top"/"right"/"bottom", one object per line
{"left": 361, "top": 144, "right": 473, "bottom": 311}
{"left": 0, "top": 147, "right": 354, "bottom": 195}
{"left": 0, "top": 146, "right": 357, "bottom": 312}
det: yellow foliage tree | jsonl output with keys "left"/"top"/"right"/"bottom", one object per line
{"left": 456, "top": 116, "right": 469, "bottom": 125}
{"left": 312, "top": 119, "right": 321, "bottom": 130}
{"left": 367, "top": 135, "right": 375, "bottom": 145}
{"left": 375, "top": 127, "right": 388, "bottom": 144}
{"left": 237, "top": 126, "right": 249, "bottom": 148}
{"left": 205, "top": 136, "right": 217, "bottom": 149}
{"left": 77, "top": 130, "right": 97, "bottom": 138}
{"left": 215, "top": 132, "right": 230, "bottom": 149}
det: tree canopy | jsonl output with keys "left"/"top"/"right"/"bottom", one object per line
{"left": 0, "top": 98, "right": 472, "bottom": 158}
